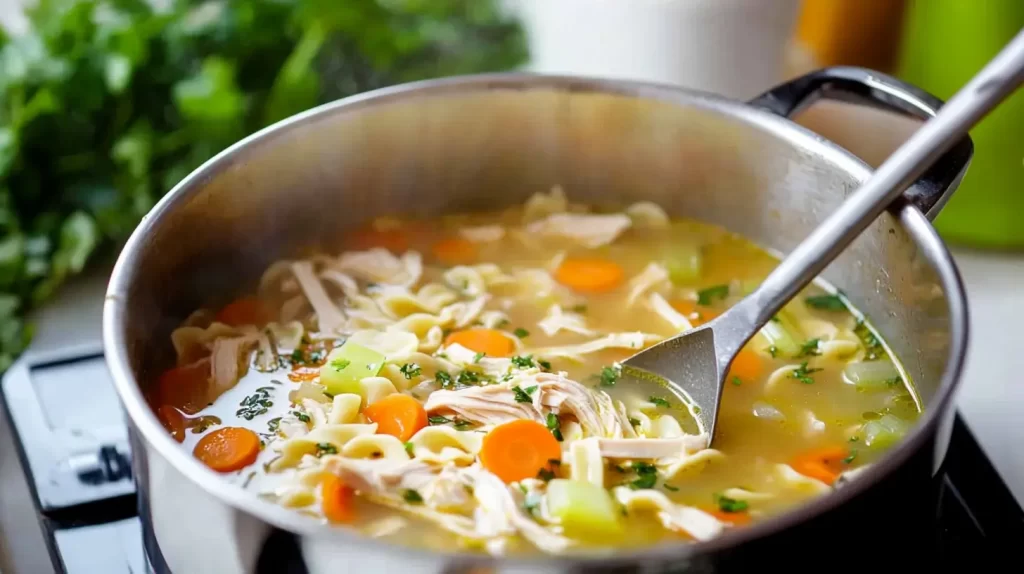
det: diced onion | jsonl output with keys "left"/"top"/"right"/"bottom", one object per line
{"left": 843, "top": 361, "right": 901, "bottom": 392}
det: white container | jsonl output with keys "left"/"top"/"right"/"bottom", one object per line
{"left": 510, "top": 0, "right": 801, "bottom": 100}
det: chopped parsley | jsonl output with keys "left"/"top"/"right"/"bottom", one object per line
{"left": 472, "top": 352, "right": 485, "bottom": 363}
{"left": 329, "top": 358, "right": 351, "bottom": 372}
{"left": 854, "top": 319, "right": 888, "bottom": 361}
{"left": 628, "top": 417, "right": 642, "bottom": 427}
{"left": 805, "top": 293, "right": 848, "bottom": 311}
{"left": 402, "top": 489, "right": 424, "bottom": 504}
{"left": 428, "top": 414, "right": 473, "bottom": 430}
{"left": 789, "top": 361, "right": 823, "bottom": 384}
{"left": 731, "top": 376, "right": 743, "bottom": 386}
{"left": 292, "top": 411, "right": 311, "bottom": 423}
{"left": 512, "top": 385, "right": 538, "bottom": 403}
{"left": 545, "top": 412, "right": 564, "bottom": 441}
{"left": 629, "top": 461, "right": 659, "bottom": 490}
{"left": 267, "top": 417, "right": 281, "bottom": 433}
{"left": 404, "top": 441, "right": 415, "bottom": 456}
{"left": 435, "top": 371, "right": 454, "bottom": 389}
{"left": 599, "top": 365, "right": 620, "bottom": 387}
{"left": 456, "top": 370, "right": 482, "bottom": 386}
{"left": 428, "top": 415, "right": 453, "bottom": 425}
{"left": 697, "top": 284, "right": 729, "bottom": 306}
{"left": 453, "top": 419, "right": 474, "bottom": 430}
{"left": 715, "top": 494, "right": 748, "bottom": 513}
{"left": 663, "top": 484, "right": 679, "bottom": 492}
{"left": 843, "top": 449, "right": 858, "bottom": 464}
{"left": 885, "top": 375, "right": 903, "bottom": 387}
{"left": 766, "top": 345, "right": 779, "bottom": 358}
{"left": 798, "top": 338, "right": 822, "bottom": 358}
{"left": 649, "top": 396, "right": 671, "bottom": 408}
{"left": 237, "top": 387, "right": 274, "bottom": 420}
{"left": 399, "top": 363, "right": 422, "bottom": 379}
{"left": 511, "top": 355, "right": 536, "bottom": 369}
{"left": 513, "top": 327, "right": 530, "bottom": 338}
{"left": 315, "top": 443, "right": 338, "bottom": 457}
{"left": 538, "top": 359, "right": 552, "bottom": 371}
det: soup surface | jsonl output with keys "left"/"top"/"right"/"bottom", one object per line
{"left": 150, "top": 188, "right": 918, "bottom": 555}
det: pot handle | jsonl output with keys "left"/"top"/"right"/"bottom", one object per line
{"left": 748, "top": 66, "right": 974, "bottom": 220}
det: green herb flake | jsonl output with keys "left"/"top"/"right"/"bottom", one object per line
{"left": 731, "top": 376, "right": 743, "bottom": 386}
{"left": 696, "top": 284, "right": 729, "bottom": 306}
{"left": 399, "top": 363, "right": 422, "bottom": 379}
{"left": 404, "top": 441, "right": 415, "bottom": 456}
{"left": 628, "top": 462, "right": 659, "bottom": 490}
{"left": 513, "top": 327, "right": 530, "bottom": 338}
{"left": 293, "top": 411, "right": 311, "bottom": 423}
{"left": 267, "top": 417, "right": 281, "bottom": 432}
{"left": 512, "top": 386, "right": 536, "bottom": 403}
{"left": 511, "top": 355, "right": 535, "bottom": 369}
{"left": 570, "top": 304, "right": 588, "bottom": 314}
{"left": 435, "top": 371, "right": 454, "bottom": 389}
{"left": 428, "top": 415, "right": 452, "bottom": 425}
{"left": 330, "top": 358, "right": 351, "bottom": 372}
{"left": 798, "top": 338, "right": 821, "bottom": 358}
{"left": 452, "top": 418, "right": 474, "bottom": 430}
{"left": 236, "top": 387, "right": 274, "bottom": 420}
{"left": 538, "top": 359, "right": 552, "bottom": 371}
{"left": 663, "top": 484, "right": 680, "bottom": 492}
{"left": 789, "top": 361, "right": 823, "bottom": 384}
{"left": 767, "top": 345, "right": 779, "bottom": 358}
{"left": 885, "top": 376, "right": 903, "bottom": 387}
{"left": 599, "top": 365, "right": 620, "bottom": 387}
{"left": 715, "top": 494, "right": 749, "bottom": 513}
{"left": 536, "top": 468, "right": 556, "bottom": 481}
{"left": 628, "top": 417, "right": 642, "bottom": 427}
{"left": 315, "top": 443, "right": 338, "bottom": 457}
{"left": 402, "top": 489, "right": 424, "bottom": 504}
{"left": 854, "top": 319, "right": 888, "bottom": 361}
{"left": 843, "top": 449, "right": 858, "bottom": 464}
{"left": 545, "top": 412, "right": 564, "bottom": 442}
{"left": 805, "top": 293, "right": 848, "bottom": 311}
{"left": 472, "top": 352, "right": 485, "bottom": 363}
{"left": 649, "top": 396, "right": 671, "bottom": 408}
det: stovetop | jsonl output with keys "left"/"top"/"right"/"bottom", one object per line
{"left": 2, "top": 345, "right": 1022, "bottom": 573}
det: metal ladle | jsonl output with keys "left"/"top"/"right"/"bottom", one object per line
{"left": 623, "top": 29, "right": 1024, "bottom": 443}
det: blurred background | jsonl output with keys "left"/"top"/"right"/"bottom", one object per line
{"left": 0, "top": 1, "right": 1021, "bottom": 572}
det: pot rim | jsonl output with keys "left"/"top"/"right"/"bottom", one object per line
{"left": 103, "top": 72, "right": 968, "bottom": 566}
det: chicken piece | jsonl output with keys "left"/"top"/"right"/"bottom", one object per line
{"left": 596, "top": 435, "right": 709, "bottom": 459}
{"left": 526, "top": 213, "right": 632, "bottom": 248}
{"left": 613, "top": 487, "right": 723, "bottom": 540}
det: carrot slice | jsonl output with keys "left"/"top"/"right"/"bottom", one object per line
{"left": 157, "top": 405, "right": 187, "bottom": 443}
{"left": 363, "top": 394, "right": 428, "bottom": 442}
{"left": 321, "top": 474, "right": 356, "bottom": 523}
{"left": 790, "top": 445, "right": 850, "bottom": 485}
{"left": 215, "top": 296, "right": 273, "bottom": 327}
{"left": 193, "top": 427, "right": 261, "bottom": 473}
{"left": 157, "top": 360, "right": 211, "bottom": 415}
{"left": 346, "top": 228, "right": 409, "bottom": 253}
{"left": 727, "top": 348, "right": 762, "bottom": 382}
{"left": 705, "top": 508, "right": 752, "bottom": 526}
{"left": 670, "top": 300, "right": 720, "bottom": 326}
{"left": 479, "top": 419, "right": 562, "bottom": 484}
{"left": 444, "top": 329, "right": 515, "bottom": 357}
{"left": 432, "top": 237, "right": 477, "bottom": 265}
{"left": 554, "top": 257, "right": 625, "bottom": 293}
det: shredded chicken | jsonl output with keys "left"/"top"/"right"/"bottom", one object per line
{"left": 291, "top": 260, "right": 347, "bottom": 334}
{"left": 526, "top": 212, "right": 632, "bottom": 248}
{"left": 613, "top": 487, "right": 724, "bottom": 541}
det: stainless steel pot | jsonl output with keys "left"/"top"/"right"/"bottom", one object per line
{"left": 104, "top": 68, "right": 972, "bottom": 573}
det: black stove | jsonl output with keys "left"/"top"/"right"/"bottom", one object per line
{"left": 2, "top": 345, "right": 1022, "bottom": 573}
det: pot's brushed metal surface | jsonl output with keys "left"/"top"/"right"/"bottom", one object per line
{"left": 104, "top": 73, "right": 968, "bottom": 573}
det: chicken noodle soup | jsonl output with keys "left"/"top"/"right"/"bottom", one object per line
{"left": 150, "top": 187, "right": 918, "bottom": 554}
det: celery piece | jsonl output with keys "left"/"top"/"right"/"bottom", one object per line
{"left": 546, "top": 479, "right": 623, "bottom": 540}
{"left": 320, "top": 342, "right": 385, "bottom": 396}
{"left": 843, "top": 361, "right": 901, "bottom": 392}
{"left": 863, "top": 414, "right": 908, "bottom": 450}
{"left": 755, "top": 310, "right": 803, "bottom": 358}
{"left": 664, "top": 244, "right": 703, "bottom": 285}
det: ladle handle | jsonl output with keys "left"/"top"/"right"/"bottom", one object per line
{"left": 744, "top": 29, "right": 1024, "bottom": 334}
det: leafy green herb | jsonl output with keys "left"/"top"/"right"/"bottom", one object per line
{"left": 715, "top": 494, "right": 748, "bottom": 513}
{"left": 693, "top": 406, "right": 702, "bottom": 414}
{"left": 428, "top": 415, "right": 452, "bottom": 425}
{"left": 513, "top": 327, "right": 530, "bottom": 338}
{"left": 293, "top": 411, "right": 311, "bottom": 423}
{"left": 731, "top": 376, "right": 743, "bottom": 386}
{"left": 885, "top": 376, "right": 903, "bottom": 387}
{"left": 789, "top": 362, "right": 823, "bottom": 384}
{"left": 0, "top": 0, "right": 527, "bottom": 373}
{"left": 511, "top": 355, "right": 535, "bottom": 369}
{"left": 453, "top": 419, "right": 474, "bottom": 430}
{"left": 854, "top": 320, "right": 888, "bottom": 361}
{"left": 538, "top": 359, "right": 552, "bottom": 371}
{"left": 663, "top": 484, "right": 679, "bottom": 492}
{"left": 628, "top": 417, "right": 642, "bottom": 427}
{"left": 315, "top": 443, "right": 338, "bottom": 457}
{"left": 798, "top": 338, "right": 821, "bottom": 358}
{"left": 402, "top": 489, "right": 424, "bottom": 504}
{"left": 399, "top": 363, "right": 421, "bottom": 379}
{"left": 649, "top": 396, "right": 671, "bottom": 408}
{"left": 629, "top": 462, "right": 659, "bottom": 490}
{"left": 512, "top": 385, "right": 537, "bottom": 403}
{"left": 404, "top": 441, "right": 415, "bottom": 456}
{"left": 697, "top": 284, "right": 729, "bottom": 306}
{"left": 767, "top": 345, "right": 779, "bottom": 358}
{"left": 267, "top": 417, "right": 282, "bottom": 433}
{"left": 843, "top": 449, "right": 858, "bottom": 464}
{"left": 599, "top": 365, "right": 620, "bottom": 386}
{"left": 472, "top": 352, "right": 485, "bottom": 363}
{"left": 536, "top": 468, "right": 556, "bottom": 481}
{"left": 329, "top": 358, "right": 351, "bottom": 372}
{"left": 456, "top": 370, "right": 482, "bottom": 386}
{"left": 545, "top": 412, "right": 563, "bottom": 442}
{"left": 495, "top": 318, "right": 511, "bottom": 328}
{"left": 805, "top": 293, "right": 848, "bottom": 311}
{"left": 770, "top": 316, "right": 781, "bottom": 323}
{"left": 237, "top": 387, "right": 274, "bottom": 420}
{"left": 435, "top": 371, "right": 453, "bottom": 389}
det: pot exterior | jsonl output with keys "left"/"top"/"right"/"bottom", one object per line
{"left": 106, "top": 74, "right": 969, "bottom": 573}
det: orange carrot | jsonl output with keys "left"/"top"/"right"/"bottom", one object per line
{"left": 479, "top": 419, "right": 562, "bottom": 484}
{"left": 157, "top": 360, "right": 211, "bottom": 415}
{"left": 193, "top": 427, "right": 261, "bottom": 473}
{"left": 444, "top": 329, "right": 515, "bottom": 357}
{"left": 670, "top": 300, "right": 720, "bottom": 326}
{"left": 321, "top": 474, "right": 356, "bottom": 523}
{"left": 346, "top": 228, "right": 409, "bottom": 253}
{"left": 790, "top": 445, "right": 850, "bottom": 485}
{"left": 215, "top": 296, "right": 273, "bottom": 327}
{"left": 288, "top": 367, "right": 321, "bottom": 382}
{"left": 727, "top": 349, "right": 762, "bottom": 382}
{"left": 157, "top": 405, "right": 187, "bottom": 443}
{"left": 554, "top": 257, "right": 625, "bottom": 293}
{"left": 363, "top": 394, "right": 428, "bottom": 442}
{"left": 705, "top": 508, "right": 752, "bottom": 526}
{"left": 432, "top": 237, "right": 477, "bottom": 265}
